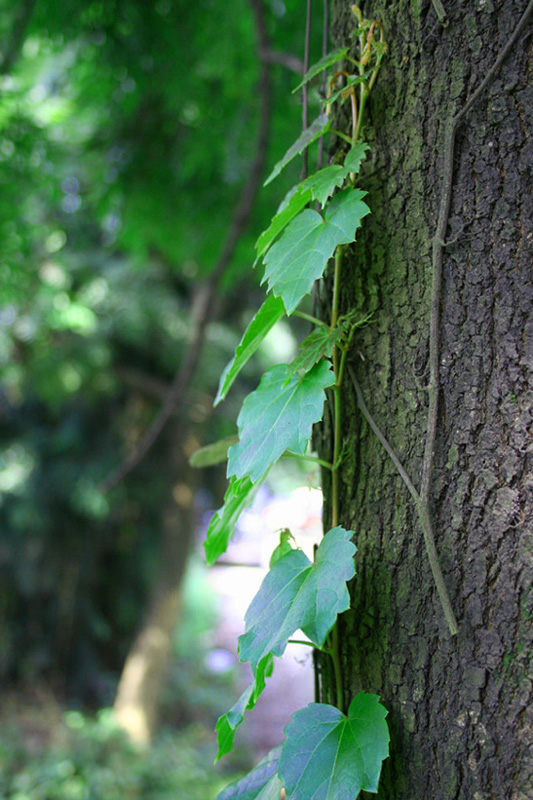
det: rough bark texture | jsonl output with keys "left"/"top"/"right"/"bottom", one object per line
{"left": 320, "top": 1, "right": 532, "bottom": 797}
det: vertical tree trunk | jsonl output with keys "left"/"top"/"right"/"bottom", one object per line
{"left": 114, "top": 423, "right": 195, "bottom": 746}
{"left": 321, "top": 1, "right": 532, "bottom": 797}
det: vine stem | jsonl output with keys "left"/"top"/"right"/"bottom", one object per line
{"left": 294, "top": 310, "right": 328, "bottom": 327}
{"left": 331, "top": 624, "right": 344, "bottom": 711}
{"left": 348, "top": 366, "right": 458, "bottom": 636}
{"left": 411, "top": 0, "right": 533, "bottom": 633}
{"left": 282, "top": 452, "right": 333, "bottom": 471}
{"left": 301, "top": 0, "right": 312, "bottom": 179}
{"left": 422, "top": 0, "right": 533, "bottom": 506}
{"left": 330, "top": 245, "right": 343, "bottom": 530}
{"left": 326, "top": 243, "right": 348, "bottom": 710}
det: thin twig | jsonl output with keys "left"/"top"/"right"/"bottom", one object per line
{"left": 301, "top": 0, "right": 312, "bottom": 180}
{"left": 348, "top": 367, "right": 458, "bottom": 635}
{"left": 346, "top": 1, "right": 532, "bottom": 638}
{"left": 101, "top": 0, "right": 273, "bottom": 492}
{"left": 317, "top": 0, "right": 329, "bottom": 170}
{"left": 421, "top": 0, "right": 533, "bottom": 505}
{"left": 259, "top": 49, "right": 304, "bottom": 74}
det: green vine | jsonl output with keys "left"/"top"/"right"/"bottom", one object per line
{"left": 186, "top": 1, "right": 533, "bottom": 795}
{"left": 196, "top": 8, "right": 390, "bottom": 798}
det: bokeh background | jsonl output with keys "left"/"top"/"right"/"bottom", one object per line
{"left": 0, "top": 0, "right": 327, "bottom": 796}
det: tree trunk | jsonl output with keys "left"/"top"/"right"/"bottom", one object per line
{"left": 114, "top": 422, "right": 195, "bottom": 746}
{"left": 320, "top": 1, "right": 532, "bottom": 797}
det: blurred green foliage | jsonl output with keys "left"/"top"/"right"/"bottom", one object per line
{"left": 0, "top": 0, "right": 322, "bottom": 702}
{"left": 0, "top": 708, "right": 238, "bottom": 800}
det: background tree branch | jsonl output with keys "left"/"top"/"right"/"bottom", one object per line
{"left": 101, "top": 0, "right": 273, "bottom": 492}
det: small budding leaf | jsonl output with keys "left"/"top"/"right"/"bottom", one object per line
{"left": 264, "top": 113, "right": 330, "bottom": 186}
{"left": 279, "top": 693, "right": 390, "bottom": 799}
{"left": 238, "top": 526, "right": 356, "bottom": 674}
{"left": 324, "top": 73, "right": 370, "bottom": 109}
{"left": 285, "top": 325, "right": 345, "bottom": 379}
{"left": 217, "top": 745, "right": 284, "bottom": 800}
{"left": 262, "top": 188, "right": 370, "bottom": 314}
{"left": 215, "top": 295, "right": 286, "bottom": 405}
{"left": 189, "top": 435, "right": 239, "bottom": 468}
{"left": 227, "top": 360, "right": 335, "bottom": 483}
{"left": 269, "top": 529, "right": 296, "bottom": 568}
{"left": 204, "top": 475, "right": 260, "bottom": 565}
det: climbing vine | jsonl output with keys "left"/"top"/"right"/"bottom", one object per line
{"left": 189, "top": 1, "right": 533, "bottom": 796}
{"left": 196, "top": 7, "right": 390, "bottom": 798}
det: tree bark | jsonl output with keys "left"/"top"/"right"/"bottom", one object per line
{"left": 114, "top": 422, "right": 195, "bottom": 746}
{"left": 320, "top": 1, "right": 532, "bottom": 797}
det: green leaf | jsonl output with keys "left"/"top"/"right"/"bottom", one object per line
{"left": 262, "top": 188, "right": 370, "bottom": 314}
{"left": 264, "top": 113, "right": 330, "bottom": 187}
{"left": 286, "top": 326, "right": 344, "bottom": 379}
{"left": 255, "top": 185, "right": 312, "bottom": 261}
{"left": 269, "top": 529, "right": 296, "bottom": 567}
{"left": 216, "top": 684, "right": 255, "bottom": 762}
{"left": 279, "top": 694, "right": 389, "bottom": 799}
{"left": 256, "top": 146, "right": 370, "bottom": 262}
{"left": 300, "top": 164, "right": 346, "bottom": 207}
{"left": 344, "top": 143, "right": 370, "bottom": 175}
{"left": 238, "top": 526, "right": 355, "bottom": 674}
{"left": 189, "top": 435, "right": 239, "bottom": 467}
{"left": 217, "top": 745, "right": 283, "bottom": 800}
{"left": 215, "top": 655, "right": 274, "bottom": 761}
{"left": 292, "top": 47, "right": 351, "bottom": 93}
{"left": 204, "top": 475, "right": 260, "bottom": 565}
{"left": 215, "top": 295, "right": 286, "bottom": 405}
{"left": 227, "top": 361, "right": 335, "bottom": 483}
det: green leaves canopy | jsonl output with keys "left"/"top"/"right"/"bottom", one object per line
{"left": 262, "top": 188, "right": 370, "bottom": 314}
{"left": 227, "top": 360, "right": 334, "bottom": 483}
{"left": 279, "top": 694, "right": 390, "bottom": 799}
{"left": 238, "top": 527, "right": 356, "bottom": 674}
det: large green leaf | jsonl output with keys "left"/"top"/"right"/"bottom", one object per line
{"left": 215, "top": 295, "right": 286, "bottom": 405}
{"left": 215, "top": 655, "right": 274, "bottom": 761}
{"left": 292, "top": 47, "right": 351, "bottom": 93}
{"left": 255, "top": 186, "right": 312, "bottom": 261}
{"left": 279, "top": 694, "right": 389, "bottom": 799}
{"left": 227, "top": 361, "right": 335, "bottom": 483}
{"left": 204, "top": 475, "right": 260, "bottom": 565}
{"left": 264, "top": 113, "right": 330, "bottom": 186}
{"left": 238, "top": 526, "right": 355, "bottom": 674}
{"left": 256, "top": 146, "right": 370, "bottom": 262}
{"left": 262, "top": 188, "right": 370, "bottom": 314}
{"left": 217, "top": 745, "right": 283, "bottom": 800}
